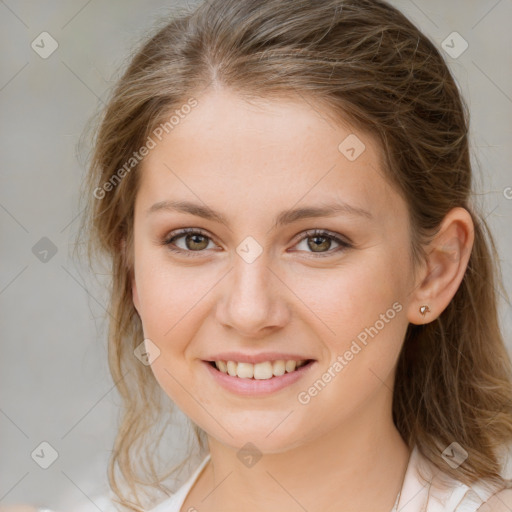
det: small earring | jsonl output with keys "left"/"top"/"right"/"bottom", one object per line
{"left": 419, "top": 305, "right": 431, "bottom": 316}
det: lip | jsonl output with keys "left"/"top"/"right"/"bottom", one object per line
{"left": 203, "top": 352, "right": 315, "bottom": 364}
{"left": 202, "top": 359, "right": 317, "bottom": 396}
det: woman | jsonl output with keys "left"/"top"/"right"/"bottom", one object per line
{"left": 71, "top": 0, "right": 512, "bottom": 510}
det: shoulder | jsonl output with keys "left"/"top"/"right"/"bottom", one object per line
{"left": 410, "top": 446, "right": 511, "bottom": 512}
{"left": 476, "top": 488, "right": 512, "bottom": 511}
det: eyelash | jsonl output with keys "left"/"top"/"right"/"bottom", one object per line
{"left": 161, "top": 228, "right": 352, "bottom": 258}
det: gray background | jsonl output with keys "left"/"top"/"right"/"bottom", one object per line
{"left": 1, "top": 0, "right": 511, "bottom": 510}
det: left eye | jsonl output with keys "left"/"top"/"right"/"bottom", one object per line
{"left": 162, "top": 228, "right": 352, "bottom": 258}
{"left": 293, "top": 229, "right": 352, "bottom": 256}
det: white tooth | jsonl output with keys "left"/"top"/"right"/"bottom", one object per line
{"left": 227, "top": 361, "right": 237, "bottom": 377}
{"left": 216, "top": 361, "right": 227, "bottom": 373}
{"left": 254, "top": 361, "right": 274, "bottom": 380}
{"left": 217, "top": 359, "right": 305, "bottom": 379}
{"left": 285, "top": 360, "right": 297, "bottom": 373}
{"left": 236, "top": 362, "right": 254, "bottom": 379}
{"left": 272, "top": 360, "right": 286, "bottom": 376}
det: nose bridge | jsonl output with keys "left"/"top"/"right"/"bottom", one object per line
{"left": 232, "top": 245, "right": 274, "bottom": 312}
{"left": 217, "top": 241, "right": 288, "bottom": 334}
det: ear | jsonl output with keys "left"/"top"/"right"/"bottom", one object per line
{"left": 406, "top": 207, "right": 474, "bottom": 325}
{"left": 120, "top": 237, "right": 140, "bottom": 313}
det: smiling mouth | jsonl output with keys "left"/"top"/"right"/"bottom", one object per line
{"left": 206, "top": 359, "right": 315, "bottom": 379}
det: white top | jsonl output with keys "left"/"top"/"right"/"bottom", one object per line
{"left": 147, "top": 445, "right": 506, "bottom": 512}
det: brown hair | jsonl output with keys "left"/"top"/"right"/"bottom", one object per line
{"left": 75, "top": 0, "right": 512, "bottom": 509}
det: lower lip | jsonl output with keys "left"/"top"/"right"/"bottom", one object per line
{"left": 202, "top": 360, "right": 316, "bottom": 396}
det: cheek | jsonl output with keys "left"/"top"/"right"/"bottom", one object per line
{"left": 291, "top": 269, "right": 408, "bottom": 421}
{"left": 136, "top": 270, "right": 178, "bottom": 336}
{"left": 293, "top": 250, "right": 406, "bottom": 339}
{"left": 134, "top": 246, "right": 196, "bottom": 331}
{"left": 135, "top": 258, "right": 205, "bottom": 406}
{"left": 133, "top": 250, "right": 215, "bottom": 372}
{"left": 291, "top": 247, "right": 410, "bottom": 400}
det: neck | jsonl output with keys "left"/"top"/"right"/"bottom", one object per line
{"left": 194, "top": 387, "right": 411, "bottom": 512}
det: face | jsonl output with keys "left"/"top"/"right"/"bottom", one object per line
{"left": 130, "top": 88, "right": 416, "bottom": 453}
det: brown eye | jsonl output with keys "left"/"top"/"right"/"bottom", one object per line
{"left": 162, "top": 228, "right": 352, "bottom": 258}
{"left": 181, "top": 233, "right": 209, "bottom": 251}
{"left": 307, "top": 234, "right": 332, "bottom": 252}
{"left": 293, "top": 229, "right": 352, "bottom": 257}
{"left": 163, "top": 228, "right": 215, "bottom": 256}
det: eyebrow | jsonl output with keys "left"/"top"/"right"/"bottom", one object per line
{"left": 146, "top": 199, "right": 372, "bottom": 230}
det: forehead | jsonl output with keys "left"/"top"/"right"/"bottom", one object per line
{"left": 135, "top": 88, "right": 403, "bottom": 223}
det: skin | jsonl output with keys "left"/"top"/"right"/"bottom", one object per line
{"left": 129, "top": 87, "right": 475, "bottom": 512}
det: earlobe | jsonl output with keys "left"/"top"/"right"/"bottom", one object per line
{"left": 419, "top": 305, "right": 431, "bottom": 316}
{"left": 406, "top": 207, "right": 474, "bottom": 325}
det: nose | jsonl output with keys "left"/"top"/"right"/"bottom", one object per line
{"left": 215, "top": 254, "right": 290, "bottom": 337}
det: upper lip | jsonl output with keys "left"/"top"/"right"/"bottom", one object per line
{"left": 203, "top": 352, "right": 316, "bottom": 364}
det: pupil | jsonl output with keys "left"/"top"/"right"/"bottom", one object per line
{"left": 309, "top": 236, "right": 329, "bottom": 252}
{"left": 188, "top": 234, "right": 207, "bottom": 250}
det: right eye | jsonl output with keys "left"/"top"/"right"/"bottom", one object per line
{"left": 162, "top": 228, "right": 217, "bottom": 256}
